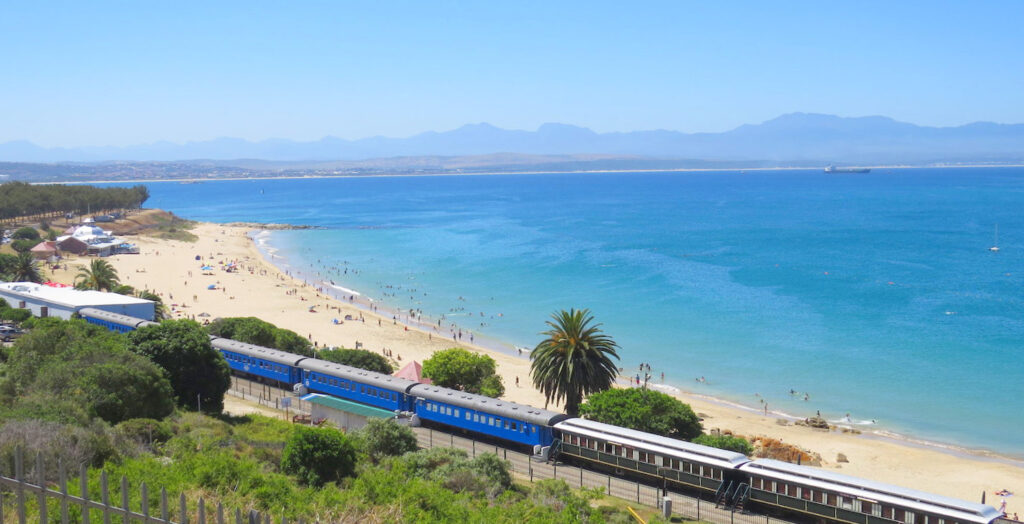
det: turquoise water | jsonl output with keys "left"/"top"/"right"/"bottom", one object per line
{"left": 134, "top": 168, "right": 1024, "bottom": 456}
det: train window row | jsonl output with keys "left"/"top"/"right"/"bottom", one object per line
{"left": 308, "top": 374, "right": 400, "bottom": 402}
{"left": 422, "top": 401, "right": 537, "bottom": 434}
{"left": 749, "top": 477, "right": 953, "bottom": 524}
{"left": 224, "top": 353, "right": 289, "bottom": 374}
{"left": 562, "top": 434, "right": 722, "bottom": 480}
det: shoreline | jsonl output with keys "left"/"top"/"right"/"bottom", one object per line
{"left": 253, "top": 228, "right": 1024, "bottom": 466}
{"left": 42, "top": 163, "right": 1024, "bottom": 186}
{"left": 56, "top": 219, "right": 1022, "bottom": 508}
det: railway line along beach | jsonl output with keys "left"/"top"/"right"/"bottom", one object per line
{"left": 45, "top": 199, "right": 1023, "bottom": 512}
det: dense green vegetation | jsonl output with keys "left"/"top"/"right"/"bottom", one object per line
{"left": 127, "top": 319, "right": 232, "bottom": 413}
{"left": 319, "top": 347, "right": 393, "bottom": 374}
{"left": 0, "top": 181, "right": 149, "bottom": 222}
{"left": 422, "top": 347, "right": 504, "bottom": 398}
{"left": 531, "top": 308, "right": 620, "bottom": 417}
{"left": 579, "top": 388, "right": 703, "bottom": 441}
{"left": 0, "top": 314, "right": 662, "bottom": 522}
{"left": 206, "top": 316, "right": 314, "bottom": 357}
{"left": 0, "top": 318, "right": 175, "bottom": 425}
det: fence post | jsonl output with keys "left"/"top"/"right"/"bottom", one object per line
{"left": 697, "top": 496, "right": 701, "bottom": 521}
{"left": 472, "top": 440, "right": 475, "bottom": 457}
{"left": 141, "top": 483, "right": 149, "bottom": 522}
{"left": 101, "top": 470, "right": 111, "bottom": 524}
{"left": 15, "top": 448, "right": 25, "bottom": 524}
{"left": 180, "top": 492, "right": 188, "bottom": 524}
{"left": 429, "top": 429, "right": 433, "bottom": 447}
{"left": 529, "top": 464, "right": 533, "bottom": 482}
{"left": 199, "top": 498, "right": 207, "bottom": 524}
{"left": 36, "top": 453, "right": 47, "bottom": 524}
{"left": 553, "top": 463, "right": 557, "bottom": 479}
{"left": 580, "top": 468, "right": 583, "bottom": 488}
{"left": 637, "top": 482, "right": 640, "bottom": 504}
{"left": 217, "top": 502, "right": 225, "bottom": 524}
{"left": 119, "top": 475, "right": 129, "bottom": 524}
{"left": 161, "top": 487, "right": 169, "bottom": 522}
{"left": 607, "top": 475, "right": 611, "bottom": 496}
{"left": 82, "top": 463, "right": 91, "bottom": 524}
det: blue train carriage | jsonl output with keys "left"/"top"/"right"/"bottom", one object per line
{"left": 553, "top": 418, "right": 750, "bottom": 493}
{"left": 740, "top": 459, "right": 1003, "bottom": 524}
{"left": 299, "top": 359, "right": 418, "bottom": 413}
{"left": 408, "top": 384, "right": 569, "bottom": 452}
{"left": 211, "top": 337, "right": 307, "bottom": 387}
{"left": 79, "top": 307, "right": 158, "bottom": 333}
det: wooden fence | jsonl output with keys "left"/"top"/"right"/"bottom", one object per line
{"left": 0, "top": 449, "right": 291, "bottom": 524}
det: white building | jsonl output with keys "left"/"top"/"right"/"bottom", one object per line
{"left": 0, "top": 282, "right": 155, "bottom": 321}
{"left": 56, "top": 225, "right": 121, "bottom": 257}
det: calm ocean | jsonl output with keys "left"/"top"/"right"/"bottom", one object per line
{"left": 129, "top": 168, "right": 1024, "bottom": 457}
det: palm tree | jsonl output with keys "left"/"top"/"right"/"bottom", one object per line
{"left": 75, "top": 259, "right": 120, "bottom": 291}
{"left": 530, "top": 308, "right": 620, "bottom": 417}
{"left": 7, "top": 252, "right": 43, "bottom": 283}
{"left": 137, "top": 289, "right": 166, "bottom": 321}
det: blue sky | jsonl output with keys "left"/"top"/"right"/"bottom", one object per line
{"left": 2, "top": 1, "right": 1022, "bottom": 146}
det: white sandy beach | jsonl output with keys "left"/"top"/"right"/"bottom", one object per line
{"left": 46, "top": 221, "right": 1023, "bottom": 511}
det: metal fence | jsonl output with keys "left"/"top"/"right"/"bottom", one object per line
{"left": 229, "top": 377, "right": 311, "bottom": 417}
{"left": 411, "top": 426, "right": 795, "bottom": 524}
{"left": 0, "top": 449, "right": 290, "bottom": 524}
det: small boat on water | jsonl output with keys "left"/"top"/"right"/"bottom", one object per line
{"left": 824, "top": 165, "right": 871, "bottom": 174}
{"left": 989, "top": 224, "right": 1000, "bottom": 252}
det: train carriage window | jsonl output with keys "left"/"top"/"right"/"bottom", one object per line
{"left": 813, "top": 491, "right": 824, "bottom": 503}
{"left": 882, "top": 507, "right": 894, "bottom": 520}
{"left": 531, "top": 426, "right": 536, "bottom": 433}
{"left": 802, "top": 489, "right": 811, "bottom": 500}
{"left": 510, "top": 422, "right": 517, "bottom": 431}
{"left": 466, "top": 411, "right": 471, "bottom": 420}
{"left": 775, "top": 482, "right": 785, "bottom": 494}
{"left": 714, "top": 469, "right": 722, "bottom": 480}
{"left": 787, "top": 484, "right": 797, "bottom": 497}
{"left": 871, "top": 503, "right": 882, "bottom": 518}
{"left": 751, "top": 477, "right": 763, "bottom": 490}
{"left": 473, "top": 414, "right": 480, "bottom": 422}
{"left": 454, "top": 409, "right": 459, "bottom": 417}
{"left": 503, "top": 420, "right": 510, "bottom": 430}
{"left": 827, "top": 493, "right": 837, "bottom": 506}
{"left": 840, "top": 496, "right": 855, "bottom": 511}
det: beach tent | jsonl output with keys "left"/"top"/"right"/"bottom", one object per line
{"left": 394, "top": 361, "right": 432, "bottom": 384}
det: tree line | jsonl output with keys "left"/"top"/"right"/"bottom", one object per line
{"left": 0, "top": 181, "right": 149, "bottom": 222}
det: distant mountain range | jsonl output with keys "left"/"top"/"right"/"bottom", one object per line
{"left": 3, "top": 113, "right": 1024, "bottom": 165}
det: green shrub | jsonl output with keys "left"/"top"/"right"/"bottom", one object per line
{"left": 356, "top": 418, "right": 418, "bottom": 462}
{"left": 319, "top": 347, "right": 392, "bottom": 374}
{"left": 693, "top": 433, "right": 754, "bottom": 455}
{"left": 116, "top": 418, "right": 174, "bottom": 446}
{"left": 0, "top": 308, "right": 31, "bottom": 322}
{"left": 579, "top": 387, "right": 702, "bottom": 440}
{"left": 281, "top": 426, "right": 357, "bottom": 487}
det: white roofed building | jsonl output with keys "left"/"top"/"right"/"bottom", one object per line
{"left": 0, "top": 282, "right": 155, "bottom": 321}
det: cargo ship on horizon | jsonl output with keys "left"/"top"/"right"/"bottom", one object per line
{"left": 824, "top": 165, "right": 871, "bottom": 173}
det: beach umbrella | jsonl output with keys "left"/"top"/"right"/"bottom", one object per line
{"left": 201, "top": 265, "right": 213, "bottom": 270}
{"left": 207, "top": 284, "right": 216, "bottom": 290}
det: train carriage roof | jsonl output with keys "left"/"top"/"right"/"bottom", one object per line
{"left": 739, "top": 459, "right": 1001, "bottom": 524}
{"left": 300, "top": 358, "right": 420, "bottom": 393}
{"left": 79, "top": 307, "right": 157, "bottom": 329}
{"left": 409, "top": 384, "right": 569, "bottom": 427}
{"left": 210, "top": 337, "right": 309, "bottom": 367}
{"left": 554, "top": 418, "right": 750, "bottom": 469}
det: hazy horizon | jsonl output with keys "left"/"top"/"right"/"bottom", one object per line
{"left": 3, "top": 2, "right": 1023, "bottom": 148}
